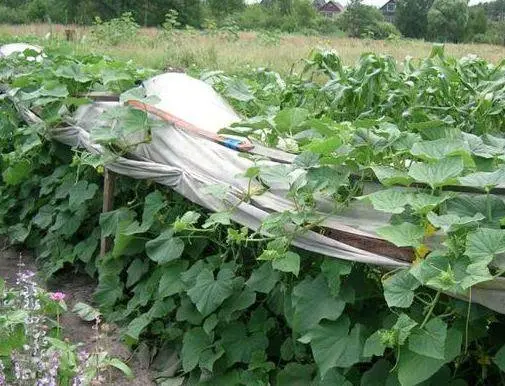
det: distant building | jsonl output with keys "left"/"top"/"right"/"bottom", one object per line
{"left": 380, "top": 0, "right": 397, "bottom": 23}
{"left": 314, "top": 1, "right": 344, "bottom": 18}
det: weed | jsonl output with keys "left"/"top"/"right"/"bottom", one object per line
{"left": 90, "top": 12, "right": 139, "bottom": 46}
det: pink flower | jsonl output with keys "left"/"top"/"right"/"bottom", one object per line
{"left": 50, "top": 292, "right": 66, "bottom": 301}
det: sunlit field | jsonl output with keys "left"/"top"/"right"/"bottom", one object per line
{"left": 2, "top": 23, "right": 505, "bottom": 73}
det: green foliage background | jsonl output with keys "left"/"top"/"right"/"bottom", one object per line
{"left": 3, "top": 44, "right": 505, "bottom": 385}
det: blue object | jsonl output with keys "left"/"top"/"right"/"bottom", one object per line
{"left": 222, "top": 137, "right": 243, "bottom": 151}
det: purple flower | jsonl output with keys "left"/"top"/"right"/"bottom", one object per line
{"left": 0, "top": 359, "right": 5, "bottom": 386}
{"left": 18, "top": 270, "right": 36, "bottom": 281}
{"left": 49, "top": 292, "right": 66, "bottom": 301}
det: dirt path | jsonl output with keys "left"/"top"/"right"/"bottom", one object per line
{"left": 0, "top": 241, "right": 154, "bottom": 386}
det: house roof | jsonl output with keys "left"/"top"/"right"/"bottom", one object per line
{"left": 379, "top": 0, "right": 396, "bottom": 9}
{"left": 316, "top": 1, "right": 344, "bottom": 12}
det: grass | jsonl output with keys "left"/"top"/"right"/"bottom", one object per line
{"left": 2, "top": 23, "right": 505, "bottom": 73}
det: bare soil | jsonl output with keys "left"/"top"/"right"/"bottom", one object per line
{"left": 0, "top": 240, "right": 154, "bottom": 386}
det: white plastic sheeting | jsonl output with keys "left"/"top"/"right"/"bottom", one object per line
{"left": 0, "top": 43, "right": 43, "bottom": 61}
{"left": 3, "top": 43, "right": 505, "bottom": 314}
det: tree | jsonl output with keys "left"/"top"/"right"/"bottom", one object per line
{"left": 428, "top": 0, "right": 469, "bottom": 42}
{"left": 338, "top": 0, "right": 385, "bottom": 38}
{"left": 208, "top": 0, "right": 245, "bottom": 18}
{"left": 278, "top": 0, "right": 293, "bottom": 15}
{"left": 481, "top": 0, "right": 505, "bottom": 21}
{"left": 395, "top": 0, "right": 434, "bottom": 39}
{"left": 466, "top": 6, "right": 488, "bottom": 39}
{"left": 293, "top": 0, "right": 318, "bottom": 28}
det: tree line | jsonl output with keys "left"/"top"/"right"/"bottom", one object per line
{"left": 394, "top": 0, "right": 500, "bottom": 44}
{"left": 0, "top": 0, "right": 504, "bottom": 45}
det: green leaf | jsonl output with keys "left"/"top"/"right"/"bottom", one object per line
{"left": 3, "top": 158, "right": 31, "bottom": 185}
{"left": 408, "top": 157, "right": 464, "bottom": 189}
{"left": 410, "top": 251, "right": 468, "bottom": 294}
{"left": 146, "top": 230, "right": 184, "bottom": 264}
{"left": 447, "top": 195, "right": 505, "bottom": 225}
{"left": 158, "top": 260, "right": 189, "bottom": 298}
{"left": 8, "top": 223, "right": 30, "bottom": 243}
{"left": 459, "top": 169, "right": 505, "bottom": 191}
{"left": 203, "top": 211, "right": 232, "bottom": 228}
{"left": 203, "top": 314, "right": 219, "bottom": 335}
{"left": 315, "top": 368, "right": 353, "bottom": 386}
{"left": 360, "top": 359, "right": 399, "bottom": 386}
{"left": 463, "top": 228, "right": 505, "bottom": 287}
{"left": 292, "top": 275, "right": 345, "bottom": 333}
{"left": 320, "top": 258, "right": 352, "bottom": 296}
{"left": 493, "top": 344, "right": 505, "bottom": 372}
{"left": 462, "top": 260, "right": 493, "bottom": 289}
{"left": 277, "top": 363, "right": 314, "bottom": 386}
{"left": 358, "top": 189, "right": 410, "bottom": 214}
{"left": 393, "top": 314, "right": 418, "bottom": 345}
{"left": 377, "top": 223, "right": 424, "bottom": 248}
{"left": 364, "top": 314, "right": 417, "bottom": 358}
{"left": 383, "top": 270, "right": 420, "bottom": 308}
{"left": 0, "top": 324, "right": 25, "bottom": 356}
{"left": 126, "top": 258, "right": 150, "bottom": 288}
{"left": 72, "top": 302, "right": 101, "bottom": 322}
{"left": 74, "top": 235, "right": 99, "bottom": 263}
{"left": 408, "top": 317, "right": 447, "bottom": 359}
{"left": 371, "top": 166, "right": 413, "bottom": 186}
{"left": 173, "top": 211, "right": 200, "bottom": 232}
{"left": 181, "top": 327, "right": 212, "bottom": 372}
{"left": 125, "top": 314, "right": 152, "bottom": 341}
{"left": 304, "top": 137, "right": 341, "bottom": 156}
{"left": 363, "top": 331, "right": 386, "bottom": 357}
{"left": 148, "top": 298, "right": 176, "bottom": 318}
{"left": 409, "top": 193, "right": 450, "bottom": 214}
{"left": 181, "top": 260, "right": 206, "bottom": 288}
{"left": 112, "top": 220, "right": 142, "bottom": 258}
{"left": 40, "top": 83, "right": 68, "bottom": 98}
{"left": 187, "top": 268, "right": 235, "bottom": 317}
{"left": 219, "top": 287, "right": 256, "bottom": 321}
{"left": 275, "top": 108, "right": 309, "bottom": 133}
{"left": 300, "top": 317, "right": 364, "bottom": 378}
{"left": 427, "top": 212, "right": 484, "bottom": 232}
{"left": 466, "top": 228, "right": 505, "bottom": 262}
{"left": 94, "top": 275, "right": 123, "bottom": 308}
{"left": 123, "top": 190, "right": 167, "bottom": 234}
{"left": 225, "top": 79, "right": 255, "bottom": 102}
{"left": 410, "top": 139, "right": 470, "bottom": 161}
{"left": 33, "top": 204, "right": 54, "bottom": 229}
{"left": 176, "top": 296, "right": 204, "bottom": 325}
{"left": 199, "top": 344, "right": 224, "bottom": 372}
{"left": 246, "top": 262, "right": 280, "bottom": 294}
{"left": 54, "top": 63, "right": 92, "bottom": 83}
{"left": 219, "top": 322, "right": 268, "bottom": 366}
{"left": 272, "top": 251, "right": 300, "bottom": 276}
{"left": 108, "top": 358, "right": 134, "bottom": 380}
{"left": 397, "top": 329, "right": 462, "bottom": 386}
{"left": 101, "top": 68, "right": 131, "bottom": 84}
{"left": 99, "top": 208, "right": 135, "bottom": 237}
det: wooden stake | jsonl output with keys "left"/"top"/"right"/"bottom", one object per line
{"left": 100, "top": 168, "right": 116, "bottom": 257}
{"left": 65, "top": 29, "right": 76, "bottom": 41}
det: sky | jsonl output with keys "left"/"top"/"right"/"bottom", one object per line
{"left": 358, "top": 0, "right": 489, "bottom": 5}
{"left": 246, "top": 0, "right": 491, "bottom": 6}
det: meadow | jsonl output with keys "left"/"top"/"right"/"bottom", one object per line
{"left": 3, "top": 23, "right": 505, "bottom": 73}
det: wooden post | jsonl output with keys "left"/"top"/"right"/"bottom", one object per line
{"left": 65, "top": 29, "right": 76, "bottom": 41}
{"left": 100, "top": 169, "right": 116, "bottom": 257}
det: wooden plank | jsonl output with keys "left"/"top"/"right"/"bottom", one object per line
{"left": 100, "top": 168, "right": 116, "bottom": 257}
{"left": 322, "top": 227, "right": 414, "bottom": 263}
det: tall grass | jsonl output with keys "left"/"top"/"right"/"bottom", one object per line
{"left": 2, "top": 23, "right": 505, "bottom": 73}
